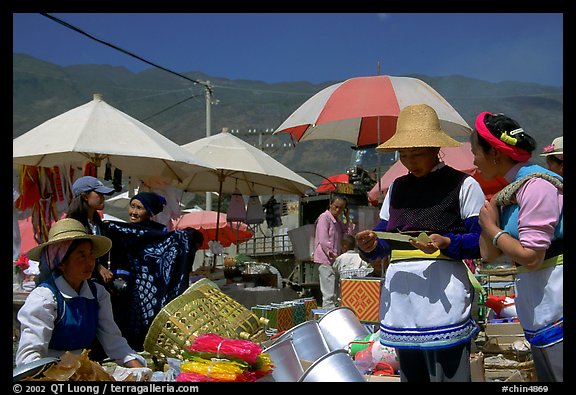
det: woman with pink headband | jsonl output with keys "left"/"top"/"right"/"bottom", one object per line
{"left": 471, "top": 112, "right": 563, "bottom": 382}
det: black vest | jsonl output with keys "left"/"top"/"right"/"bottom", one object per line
{"left": 387, "top": 166, "right": 468, "bottom": 234}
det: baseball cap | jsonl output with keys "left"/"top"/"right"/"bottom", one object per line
{"left": 72, "top": 176, "right": 115, "bottom": 196}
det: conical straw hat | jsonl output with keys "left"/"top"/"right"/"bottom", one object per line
{"left": 376, "top": 104, "right": 461, "bottom": 152}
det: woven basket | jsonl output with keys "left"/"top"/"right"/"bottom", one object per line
{"left": 144, "top": 278, "right": 268, "bottom": 360}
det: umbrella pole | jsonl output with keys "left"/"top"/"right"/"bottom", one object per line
{"left": 212, "top": 175, "right": 225, "bottom": 271}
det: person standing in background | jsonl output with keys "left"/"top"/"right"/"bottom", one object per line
{"left": 65, "top": 176, "right": 115, "bottom": 285}
{"left": 313, "top": 194, "right": 354, "bottom": 309}
{"left": 540, "top": 136, "right": 563, "bottom": 177}
{"left": 472, "top": 112, "right": 563, "bottom": 382}
{"left": 333, "top": 234, "right": 370, "bottom": 274}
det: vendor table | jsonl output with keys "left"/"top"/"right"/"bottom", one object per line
{"left": 220, "top": 285, "right": 300, "bottom": 309}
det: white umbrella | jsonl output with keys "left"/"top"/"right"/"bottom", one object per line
{"left": 178, "top": 130, "right": 315, "bottom": 196}
{"left": 13, "top": 93, "right": 215, "bottom": 182}
{"left": 178, "top": 130, "right": 315, "bottom": 267}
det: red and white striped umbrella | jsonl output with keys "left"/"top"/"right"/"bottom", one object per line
{"left": 274, "top": 75, "right": 471, "bottom": 147}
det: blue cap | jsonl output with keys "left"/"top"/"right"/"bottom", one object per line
{"left": 72, "top": 176, "right": 115, "bottom": 196}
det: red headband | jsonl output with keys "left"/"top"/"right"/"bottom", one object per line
{"left": 475, "top": 112, "right": 531, "bottom": 162}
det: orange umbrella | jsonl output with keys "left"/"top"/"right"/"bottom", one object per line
{"left": 173, "top": 211, "right": 253, "bottom": 250}
{"left": 316, "top": 173, "right": 349, "bottom": 194}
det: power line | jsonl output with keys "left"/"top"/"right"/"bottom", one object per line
{"left": 40, "top": 13, "right": 213, "bottom": 94}
{"left": 142, "top": 94, "right": 202, "bottom": 122}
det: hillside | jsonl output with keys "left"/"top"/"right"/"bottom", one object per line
{"left": 13, "top": 53, "right": 563, "bottom": 185}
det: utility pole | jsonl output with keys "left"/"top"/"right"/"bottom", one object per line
{"left": 205, "top": 81, "right": 213, "bottom": 211}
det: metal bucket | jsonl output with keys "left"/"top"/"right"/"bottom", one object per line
{"left": 263, "top": 337, "right": 304, "bottom": 382}
{"left": 318, "top": 306, "right": 371, "bottom": 351}
{"left": 273, "top": 320, "right": 330, "bottom": 364}
{"left": 298, "top": 349, "right": 366, "bottom": 382}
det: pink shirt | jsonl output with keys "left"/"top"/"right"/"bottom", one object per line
{"left": 313, "top": 210, "right": 354, "bottom": 265}
{"left": 515, "top": 177, "right": 563, "bottom": 250}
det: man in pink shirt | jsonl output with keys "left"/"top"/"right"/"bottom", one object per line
{"left": 313, "top": 195, "right": 354, "bottom": 308}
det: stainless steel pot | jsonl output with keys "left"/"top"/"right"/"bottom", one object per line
{"left": 263, "top": 337, "right": 304, "bottom": 382}
{"left": 272, "top": 320, "right": 330, "bottom": 364}
{"left": 298, "top": 349, "right": 366, "bottom": 382}
{"left": 318, "top": 306, "right": 371, "bottom": 351}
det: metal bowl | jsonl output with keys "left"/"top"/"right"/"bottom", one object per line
{"left": 272, "top": 320, "right": 330, "bottom": 364}
{"left": 263, "top": 337, "right": 304, "bottom": 382}
{"left": 318, "top": 306, "right": 371, "bottom": 351}
{"left": 298, "top": 349, "right": 366, "bottom": 382}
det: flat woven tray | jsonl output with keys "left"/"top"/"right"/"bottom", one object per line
{"left": 144, "top": 278, "right": 267, "bottom": 360}
{"left": 477, "top": 267, "right": 518, "bottom": 276}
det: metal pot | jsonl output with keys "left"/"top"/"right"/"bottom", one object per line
{"left": 298, "top": 349, "right": 366, "bottom": 382}
{"left": 263, "top": 337, "right": 304, "bottom": 382}
{"left": 243, "top": 262, "right": 271, "bottom": 275}
{"left": 273, "top": 320, "right": 330, "bottom": 364}
{"left": 318, "top": 306, "right": 371, "bottom": 351}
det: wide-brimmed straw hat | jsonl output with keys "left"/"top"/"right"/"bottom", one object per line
{"left": 376, "top": 104, "right": 461, "bottom": 152}
{"left": 26, "top": 218, "right": 112, "bottom": 261}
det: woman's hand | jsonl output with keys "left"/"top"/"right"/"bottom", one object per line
{"left": 409, "top": 234, "right": 448, "bottom": 254}
{"left": 356, "top": 230, "right": 378, "bottom": 253}
{"left": 479, "top": 199, "right": 500, "bottom": 234}
{"left": 98, "top": 265, "right": 114, "bottom": 283}
{"left": 124, "top": 359, "right": 145, "bottom": 368}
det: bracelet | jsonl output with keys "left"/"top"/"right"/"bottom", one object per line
{"left": 492, "top": 230, "right": 509, "bottom": 247}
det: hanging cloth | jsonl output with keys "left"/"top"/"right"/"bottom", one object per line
{"left": 84, "top": 161, "right": 97, "bottom": 177}
{"left": 264, "top": 196, "right": 282, "bottom": 228}
{"left": 245, "top": 192, "right": 265, "bottom": 225}
{"left": 226, "top": 188, "right": 246, "bottom": 223}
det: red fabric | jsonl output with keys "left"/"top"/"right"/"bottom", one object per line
{"left": 475, "top": 112, "right": 531, "bottom": 162}
{"left": 15, "top": 166, "right": 41, "bottom": 211}
{"left": 84, "top": 161, "right": 97, "bottom": 177}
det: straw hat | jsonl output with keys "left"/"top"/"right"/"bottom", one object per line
{"left": 376, "top": 104, "right": 461, "bottom": 152}
{"left": 540, "top": 136, "right": 563, "bottom": 158}
{"left": 26, "top": 218, "right": 112, "bottom": 261}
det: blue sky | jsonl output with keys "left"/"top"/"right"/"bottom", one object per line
{"left": 13, "top": 13, "right": 563, "bottom": 87}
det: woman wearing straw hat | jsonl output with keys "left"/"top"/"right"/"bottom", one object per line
{"left": 472, "top": 112, "right": 563, "bottom": 382}
{"left": 356, "top": 104, "right": 485, "bottom": 382}
{"left": 15, "top": 218, "right": 146, "bottom": 369}
{"left": 540, "top": 136, "right": 563, "bottom": 177}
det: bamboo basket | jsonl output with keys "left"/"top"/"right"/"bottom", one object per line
{"left": 144, "top": 278, "right": 268, "bottom": 360}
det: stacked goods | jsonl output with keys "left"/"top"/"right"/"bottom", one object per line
{"left": 340, "top": 278, "right": 383, "bottom": 323}
{"left": 251, "top": 297, "right": 317, "bottom": 335}
{"left": 176, "top": 333, "right": 273, "bottom": 382}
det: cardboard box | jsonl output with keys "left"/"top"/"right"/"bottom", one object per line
{"left": 483, "top": 321, "right": 525, "bottom": 355}
{"left": 340, "top": 278, "right": 382, "bottom": 323}
{"left": 288, "top": 224, "right": 316, "bottom": 261}
{"left": 364, "top": 374, "right": 401, "bottom": 382}
{"left": 470, "top": 352, "right": 485, "bottom": 382}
